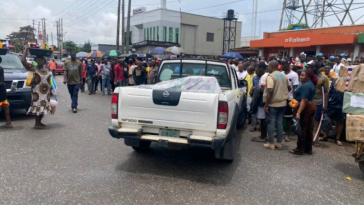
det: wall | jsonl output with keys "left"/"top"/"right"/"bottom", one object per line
{"left": 181, "top": 13, "right": 242, "bottom": 56}
{"left": 127, "top": 9, "right": 181, "bottom": 44}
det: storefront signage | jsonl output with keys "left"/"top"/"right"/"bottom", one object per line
{"left": 133, "top": 7, "right": 146, "bottom": 15}
{"left": 285, "top": 37, "right": 310, "bottom": 43}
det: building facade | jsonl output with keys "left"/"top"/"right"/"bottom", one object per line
{"left": 126, "top": 7, "right": 242, "bottom": 56}
{"left": 250, "top": 25, "right": 364, "bottom": 60}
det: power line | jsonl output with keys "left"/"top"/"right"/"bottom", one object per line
{"left": 66, "top": 26, "right": 116, "bottom": 38}
{"left": 58, "top": 0, "right": 100, "bottom": 22}
{"left": 187, "top": 0, "right": 244, "bottom": 12}
{"left": 48, "top": 0, "right": 86, "bottom": 20}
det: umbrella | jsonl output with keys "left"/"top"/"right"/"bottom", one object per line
{"left": 87, "top": 50, "right": 102, "bottom": 58}
{"left": 165, "top": 46, "right": 185, "bottom": 55}
{"left": 119, "top": 53, "right": 153, "bottom": 59}
{"left": 149, "top": 47, "right": 165, "bottom": 55}
{"left": 76, "top": 52, "right": 88, "bottom": 58}
{"left": 102, "top": 50, "right": 122, "bottom": 59}
{"left": 222, "top": 52, "right": 243, "bottom": 60}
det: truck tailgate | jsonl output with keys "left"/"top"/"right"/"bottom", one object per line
{"left": 118, "top": 88, "right": 219, "bottom": 132}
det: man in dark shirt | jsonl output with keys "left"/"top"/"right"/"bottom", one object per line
{"left": 87, "top": 59, "right": 98, "bottom": 95}
{"left": 132, "top": 60, "right": 147, "bottom": 85}
{"left": 63, "top": 52, "right": 83, "bottom": 113}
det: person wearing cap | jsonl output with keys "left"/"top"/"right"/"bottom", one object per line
{"left": 63, "top": 51, "right": 83, "bottom": 113}
{"left": 0, "top": 56, "right": 13, "bottom": 128}
{"left": 87, "top": 59, "right": 98, "bottom": 95}
{"left": 22, "top": 47, "right": 53, "bottom": 129}
{"left": 295, "top": 53, "right": 307, "bottom": 70}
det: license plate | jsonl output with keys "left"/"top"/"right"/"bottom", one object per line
{"left": 160, "top": 129, "right": 180, "bottom": 137}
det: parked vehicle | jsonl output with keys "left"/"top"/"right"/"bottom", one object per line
{"left": 1, "top": 52, "right": 31, "bottom": 110}
{"left": 55, "top": 61, "right": 64, "bottom": 74}
{"left": 108, "top": 59, "right": 247, "bottom": 161}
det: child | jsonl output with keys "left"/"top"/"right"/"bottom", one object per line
{"left": 0, "top": 56, "right": 13, "bottom": 128}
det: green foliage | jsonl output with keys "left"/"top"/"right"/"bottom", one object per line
{"left": 82, "top": 40, "right": 92, "bottom": 52}
{"left": 6, "top": 25, "right": 36, "bottom": 52}
{"left": 282, "top": 23, "right": 310, "bottom": 31}
{"left": 63, "top": 41, "right": 78, "bottom": 53}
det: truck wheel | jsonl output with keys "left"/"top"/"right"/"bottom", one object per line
{"left": 132, "top": 141, "right": 151, "bottom": 151}
{"left": 236, "top": 108, "right": 247, "bottom": 129}
{"left": 215, "top": 130, "right": 235, "bottom": 161}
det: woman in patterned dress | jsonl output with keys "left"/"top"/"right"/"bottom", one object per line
{"left": 21, "top": 48, "right": 52, "bottom": 129}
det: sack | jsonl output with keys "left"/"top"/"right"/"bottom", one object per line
{"left": 321, "top": 113, "right": 331, "bottom": 132}
{"left": 293, "top": 118, "right": 301, "bottom": 136}
{"left": 26, "top": 71, "right": 34, "bottom": 86}
{"left": 289, "top": 98, "right": 299, "bottom": 109}
{"left": 50, "top": 99, "right": 58, "bottom": 115}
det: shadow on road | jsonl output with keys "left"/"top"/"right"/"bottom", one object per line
{"left": 334, "top": 162, "right": 364, "bottom": 180}
{"left": 116, "top": 129, "right": 245, "bottom": 186}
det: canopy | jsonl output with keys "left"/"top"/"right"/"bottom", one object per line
{"left": 76, "top": 52, "right": 88, "bottom": 58}
{"left": 149, "top": 47, "right": 165, "bottom": 55}
{"left": 222, "top": 52, "right": 243, "bottom": 60}
{"left": 119, "top": 53, "right": 153, "bottom": 58}
{"left": 165, "top": 46, "right": 185, "bottom": 55}
{"left": 102, "top": 50, "right": 122, "bottom": 58}
{"left": 87, "top": 50, "right": 102, "bottom": 58}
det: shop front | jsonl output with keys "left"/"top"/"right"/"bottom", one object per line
{"left": 250, "top": 25, "right": 364, "bottom": 60}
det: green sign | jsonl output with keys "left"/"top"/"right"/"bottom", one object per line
{"left": 358, "top": 33, "right": 364, "bottom": 43}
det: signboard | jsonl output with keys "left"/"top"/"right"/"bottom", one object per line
{"left": 284, "top": 37, "right": 310, "bottom": 43}
{"left": 38, "top": 34, "right": 43, "bottom": 39}
{"left": 133, "top": 7, "right": 146, "bottom": 15}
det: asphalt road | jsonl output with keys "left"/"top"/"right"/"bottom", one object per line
{"left": 1, "top": 77, "right": 363, "bottom": 205}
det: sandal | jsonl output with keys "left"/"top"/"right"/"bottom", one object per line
{"left": 289, "top": 149, "right": 303, "bottom": 155}
{"left": 313, "top": 142, "right": 321, "bottom": 147}
{"left": 284, "top": 136, "right": 290, "bottom": 142}
{"left": 249, "top": 126, "right": 257, "bottom": 132}
{"left": 34, "top": 125, "right": 46, "bottom": 130}
{"left": 0, "top": 124, "right": 13, "bottom": 129}
{"left": 335, "top": 140, "right": 343, "bottom": 146}
{"left": 252, "top": 136, "right": 267, "bottom": 142}
{"left": 318, "top": 137, "right": 328, "bottom": 141}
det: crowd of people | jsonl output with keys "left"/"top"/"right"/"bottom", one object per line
{"left": 232, "top": 52, "right": 348, "bottom": 155}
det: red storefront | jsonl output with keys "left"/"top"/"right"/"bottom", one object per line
{"left": 250, "top": 25, "right": 364, "bottom": 59}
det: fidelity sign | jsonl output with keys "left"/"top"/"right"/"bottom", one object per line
{"left": 285, "top": 37, "right": 310, "bottom": 43}
{"left": 133, "top": 7, "right": 146, "bottom": 15}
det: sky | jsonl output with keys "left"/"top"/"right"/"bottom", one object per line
{"left": 1, "top": 0, "right": 363, "bottom": 46}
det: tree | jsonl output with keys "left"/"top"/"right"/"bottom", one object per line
{"left": 283, "top": 23, "right": 310, "bottom": 31}
{"left": 82, "top": 40, "right": 92, "bottom": 52}
{"left": 63, "top": 40, "right": 78, "bottom": 53}
{"left": 6, "top": 25, "right": 36, "bottom": 52}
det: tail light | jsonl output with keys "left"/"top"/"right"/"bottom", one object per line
{"left": 218, "top": 102, "right": 228, "bottom": 129}
{"left": 111, "top": 94, "right": 118, "bottom": 119}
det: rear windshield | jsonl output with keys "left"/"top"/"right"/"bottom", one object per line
{"left": 158, "top": 63, "right": 231, "bottom": 88}
{"left": 0, "top": 54, "right": 24, "bottom": 70}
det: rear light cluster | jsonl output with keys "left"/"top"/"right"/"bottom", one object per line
{"left": 111, "top": 94, "right": 118, "bottom": 119}
{"left": 218, "top": 102, "right": 228, "bottom": 129}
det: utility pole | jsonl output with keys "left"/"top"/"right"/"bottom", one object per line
{"left": 121, "top": 0, "right": 125, "bottom": 53}
{"left": 60, "top": 18, "right": 63, "bottom": 59}
{"left": 125, "top": 0, "right": 131, "bottom": 53}
{"left": 51, "top": 32, "right": 54, "bottom": 46}
{"left": 56, "top": 20, "right": 60, "bottom": 60}
{"left": 43, "top": 18, "right": 47, "bottom": 45}
{"left": 32, "top": 20, "right": 35, "bottom": 40}
{"left": 116, "top": 0, "right": 121, "bottom": 50}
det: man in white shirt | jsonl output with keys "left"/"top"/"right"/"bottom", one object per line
{"left": 331, "top": 55, "right": 343, "bottom": 76}
{"left": 230, "top": 58, "right": 239, "bottom": 72}
{"left": 236, "top": 64, "right": 247, "bottom": 81}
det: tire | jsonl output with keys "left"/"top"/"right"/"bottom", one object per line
{"left": 215, "top": 130, "right": 235, "bottom": 161}
{"left": 358, "top": 154, "right": 364, "bottom": 174}
{"left": 132, "top": 141, "right": 151, "bottom": 151}
{"left": 236, "top": 108, "right": 247, "bottom": 129}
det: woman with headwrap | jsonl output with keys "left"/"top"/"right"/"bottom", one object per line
{"left": 21, "top": 47, "right": 52, "bottom": 129}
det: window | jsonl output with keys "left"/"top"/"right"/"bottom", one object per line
{"left": 175, "top": 28, "right": 179, "bottom": 43}
{"left": 163, "top": 26, "right": 167, "bottom": 42}
{"left": 144, "top": 28, "right": 146, "bottom": 41}
{"left": 206, "top": 32, "right": 214, "bottom": 42}
{"left": 153, "top": 27, "right": 156, "bottom": 41}
{"left": 169, "top": 27, "right": 173, "bottom": 42}
{"left": 147, "top": 28, "right": 149, "bottom": 40}
{"left": 157, "top": 26, "right": 159, "bottom": 41}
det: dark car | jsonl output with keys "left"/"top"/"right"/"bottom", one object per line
{"left": 1, "top": 52, "right": 31, "bottom": 110}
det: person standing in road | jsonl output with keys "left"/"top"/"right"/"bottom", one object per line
{"left": 263, "top": 60, "right": 290, "bottom": 150}
{"left": 0, "top": 57, "right": 13, "bottom": 128}
{"left": 99, "top": 58, "right": 112, "bottom": 95}
{"left": 331, "top": 55, "right": 343, "bottom": 77}
{"left": 128, "top": 60, "right": 136, "bottom": 86}
{"left": 87, "top": 59, "right": 98, "bottom": 95}
{"left": 63, "top": 52, "right": 83, "bottom": 113}
{"left": 147, "top": 60, "right": 158, "bottom": 84}
{"left": 114, "top": 59, "right": 125, "bottom": 87}
{"left": 49, "top": 59, "right": 57, "bottom": 77}
{"left": 81, "top": 59, "right": 87, "bottom": 93}
{"left": 290, "top": 70, "right": 316, "bottom": 155}
{"left": 282, "top": 59, "right": 299, "bottom": 142}
{"left": 133, "top": 60, "right": 147, "bottom": 85}
{"left": 95, "top": 60, "right": 102, "bottom": 92}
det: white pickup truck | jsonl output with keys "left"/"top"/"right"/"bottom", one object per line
{"left": 108, "top": 59, "right": 247, "bottom": 160}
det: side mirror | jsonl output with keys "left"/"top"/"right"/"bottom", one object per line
{"left": 238, "top": 80, "right": 247, "bottom": 88}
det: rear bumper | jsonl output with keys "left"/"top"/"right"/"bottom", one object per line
{"left": 6, "top": 88, "right": 31, "bottom": 109}
{"left": 108, "top": 126, "right": 226, "bottom": 149}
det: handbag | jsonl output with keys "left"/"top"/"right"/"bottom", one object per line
{"left": 293, "top": 118, "right": 302, "bottom": 136}
{"left": 26, "top": 71, "right": 34, "bottom": 86}
{"left": 289, "top": 98, "right": 300, "bottom": 109}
